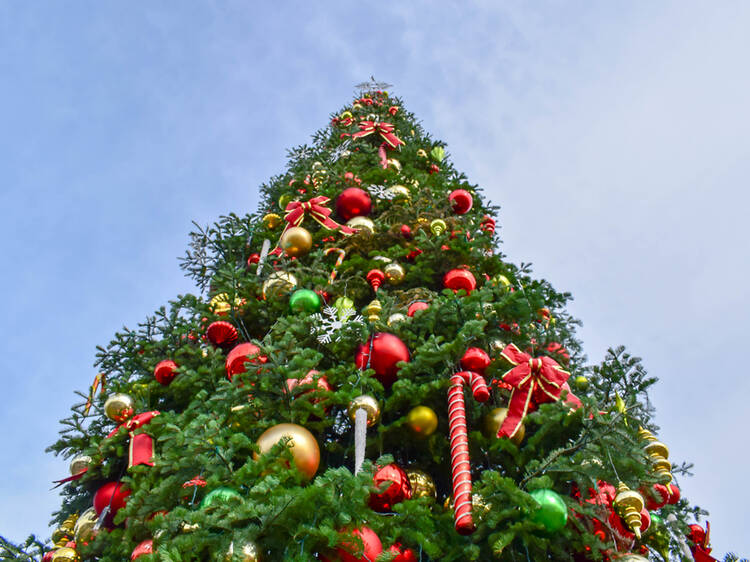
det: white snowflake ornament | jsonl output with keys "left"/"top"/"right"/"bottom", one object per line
{"left": 310, "top": 306, "right": 364, "bottom": 344}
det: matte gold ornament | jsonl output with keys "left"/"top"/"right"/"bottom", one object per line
{"left": 385, "top": 185, "right": 411, "bottom": 202}
{"left": 364, "top": 299, "right": 382, "bottom": 323}
{"left": 262, "top": 213, "right": 282, "bottom": 229}
{"left": 262, "top": 272, "right": 298, "bottom": 299}
{"left": 347, "top": 216, "right": 375, "bottom": 234}
{"left": 383, "top": 263, "right": 405, "bottom": 285}
{"left": 280, "top": 226, "right": 313, "bottom": 257}
{"left": 386, "top": 158, "right": 402, "bottom": 172}
{"left": 406, "top": 468, "right": 436, "bottom": 499}
{"left": 430, "top": 219, "right": 447, "bottom": 236}
{"left": 483, "top": 407, "right": 525, "bottom": 445}
{"left": 225, "top": 540, "right": 261, "bottom": 561}
{"left": 613, "top": 482, "right": 645, "bottom": 539}
{"left": 387, "top": 313, "right": 406, "bottom": 326}
{"left": 347, "top": 395, "right": 381, "bottom": 426}
{"left": 254, "top": 423, "right": 320, "bottom": 481}
{"left": 69, "top": 454, "right": 92, "bottom": 476}
{"left": 103, "top": 393, "right": 135, "bottom": 423}
{"left": 73, "top": 507, "right": 98, "bottom": 544}
{"left": 51, "top": 548, "right": 80, "bottom": 562}
{"left": 407, "top": 406, "right": 438, "bottom": 437}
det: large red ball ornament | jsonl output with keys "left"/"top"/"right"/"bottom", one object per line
{"left": 154, "top": 359, "right": 178, "bottom": 385}
{"left": 93, "top": 481, "right": 131, "bottom": 526}
{"left": 206, "top": 320, "right": 239, "bottom": 348}
{"left": 460, "top": 347, "right": 490, "bottom": 373}
{"left": 369, "top": 464, "right": 412, "bottom": 512}
{"left": 388, "top": 544, "right": 418, "bottom": 562}
{"left": 641, "top": 483, "right": 670, "bottom": 511}
{"left": 407, "top": 301, "right": 429, "bottom": 317}
{"left": 321, "top": 527, "right": 383, "bottom": 562}
{"left": 131, "top": 539, "right": 154, "bottom": 560}
{"left": 336, "top": 188, "right": 372, "bottom": 221}
{"left": 355, "top": 333, "right": 410, "bottom": 387}
{"left": 226, "top": 342, "right": 267, "bottom": 381}
{"left": 667, "top": 483, "right": 680, "bottom": 504}
{"left": 449, "top": 189, "right": 473, "bottom": 214}
{"left": 443, "top": 269, "right": 476, "bottom": 294}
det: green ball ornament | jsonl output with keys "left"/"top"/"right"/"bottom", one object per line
{"left": 289, "top": 289, "right": 322, "bottom": 314}
{"left": 529, "top": 489, "right": 568, "bottom": 532}
{"left": 200, "top": 487, "right": 242, "bottom": 510}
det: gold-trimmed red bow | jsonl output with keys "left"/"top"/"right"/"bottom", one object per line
{"left": 351, "top": 121, "right": 404, "bottom": 149}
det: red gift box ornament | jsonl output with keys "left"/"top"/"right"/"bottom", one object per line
{"left": 107, "top": 411, "right": 160, "bottom": 467}
{"left": 497, "top": 344, "right": 571, "bottom": 439}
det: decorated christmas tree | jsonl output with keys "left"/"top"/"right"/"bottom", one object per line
{"left": 2, "top": 83, "right": 730, "bottom": 561}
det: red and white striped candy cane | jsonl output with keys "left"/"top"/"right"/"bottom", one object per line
{"left": 447, "top": 370, "right": 490, "bottom": 535}
{"left": 325, "top": 247, "right": 346, "bottom": 283}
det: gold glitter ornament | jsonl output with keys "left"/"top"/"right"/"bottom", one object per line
{"left": 347, "top": 216, "right": 375, "bottom": 234}
{"left": 347, "top": 395, "right": 381, "bottom": 426}
{"left": 103, "top": 393, "right": 135, "bottom": 423}
{"left": 263, "top": 213, "right": 282, "bottom": 229}
{"left": 406, "top": 468, "right": 436, "bottom": 499}
{"left": 262, "top": 272, "right": 298, "bottom": 299}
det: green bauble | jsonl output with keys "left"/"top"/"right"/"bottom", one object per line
{"left": 289, "top": 289, "right": 322, "bottom": 314}
{"left": 529, "top": 489, "right": 568, "bottom": 532}
{"left": 200, "top": 487, "right": 242, "bottom": 510}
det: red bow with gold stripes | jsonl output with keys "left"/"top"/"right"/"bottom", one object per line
{"left": 284, "top": 196, "right": 357, "bottom": 234}
{"left": 351, "top": 121, "right": 404, "bottom": 149}
{"left": 107, "top": 411, "right": 160, "bottom": 467}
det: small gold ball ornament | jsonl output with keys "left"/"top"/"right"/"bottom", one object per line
{"left": 406, "top": 468, "right": 436, "bottom": 499}
{"left": 430, "top": 219, "right": 447, "bottom": 236}
{"left": 262, "top": 272, "right": 298, "bottom": 299}
{"left": 69, "top": 454, "right": 92, "bottom": 476}
{"left": 347, "top": 395, "right": 381, "bottom": 426}
{"left": 383, "top": 262, "right": 405, "bottom": 285}
{"left": 387, "top": 313, "right": 406, "bottom": 326}
{"left": 254, "top": 423, "right": 320, "bottom": 481}
{"left": 51, "top": 547, "right": 80, "bottom": 562}
{"left": 73, "top": 507, "right": 98, "bottom": 544}
{"left": 406, "top": 406, "right": 438, "bottom": 437}
{"left": 225, "top": 540, "right": 261, "bottom": 561}
{"left": 280, "top": 226, "right": 313, "bottom": 257}
{"left": 489, "top": 339, "right": 506, "bottom": 353}
{"left": 483, "top": 407, "right": 525, "bottom": 445}
{"left": 262, "top": 213, "right": 282, "bottom": 229}
{"left": 103, "top": 393, "right": 135, "bottom": 423}
{"left": 347, "top": 216, "right": 375, "bottom": 234}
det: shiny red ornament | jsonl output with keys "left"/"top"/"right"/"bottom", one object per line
{"left": 366, "top": 269, "right": 385, "bottom": 292}
{"left": 369, "top": 464, "right": 412, "bottom": 512}
{"left": 286, "top": 370, "right": 332, "bottom": 406}
{"left": 428, "top": 164, "right": 440, "bottom": 174}
{"left": 154, "top": 359, "right": 178, "bottom": 385}
{"left": 93, "top": 481, "right": 131, "bottom": 526}
{"left": 407, "top": 301, "right": 429, "bottom": 317}
{"left": 666, "top": 482, "right": 681, "bottom": 504}
{"left": 400, "top": 224, "right": 412, "bottom": 238}
{"left": 131, "top": 539, "right": 154, "bottom": 560}
{"left": 460, "top": 347, "right": 490, "bottom": 374}
{"left": 336, "top": 187, "right": 372, "bottom": 221}
{"left": 449, "top": 189, "right": 473, "bottom": 214}
{"left": 42, "top": 552, "right": 54, "bottom": 562}
{"left": 443, "top": 269, "right": 476, "bottom": 294}
{"left": 206, "top": 320, "right": 239, "bottom": 348}
{"left": 642, "top": 482, "right": 670, "bottom": 511}
{"left": 388, "top": 544, "right": 418, "bottom": 562}
{"left": 480, "top": 215, "right": 496, "bottom": 233}
{"left": 225, "top": 342, "right": 267, "bottom": 381}
{"left": 320, "top": 527, "right": 382, "bottom": 562}
{"left": 355, "top": 333, "right": 410, "bottom": 387}
{"left": 406, "top": 248, "right": 422, "bottom": 260}
{"left": 388, "top": 105, "right": 399, "bottom": 116}
{"left": 246, "top": 253, "right": 261, "bottom": 268}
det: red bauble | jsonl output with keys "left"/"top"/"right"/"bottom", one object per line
{"left": 131, "top": 539, "right": 154, "bottom": 560}
{"left": 407, "top": 301, "right": 429, "bottom": 317}
{"left": 42, "top": 552, "right": 54, "bottom": 562}
{"left": 369, "top": 464, "right": 412, "bottom": 512}
{"left": 667, "top": 482, "right": 681, "bottom": 504}
{"left": 206, "top": 320, "right": 239, "bottom": 348}
{"left": 154, "top": 359, "right": 178, "bottom": 385}
{"left": 642, "top": 483, "right": 670, "bottom": 511}
{"left": 443, "top": 269, "right": 476, "bottom": 294}
{"left": 247, "top": 253, "right": 261, "bottom": 268}
{"left": 321, "top": 527, "right": 383, "bottom": 562}
{"left": 286, "top": 370, "right": 332, "bottom": 404}
{"left": 388, "top": 544, "right": 418, "bottom": 562}
{"left": 460, "top": 347, "right": 490, "bottom": 373}
{"left": 366, "top": 269, "right": 385, "bottom": 292}
{"left": 400, "top": 224, "right": 412, "bottom": 238}
{"left": 225, "top": 342, "right": 267, "bottom": 381}
{"left": 688, "top": 523, "right": 708, "bottom": 547}
{"left": 355, "top": 333, "right": 410, "bottom": 387}
{"left": 449, "top": 189, "right": 473, "bottom": 214}
{"left": 93, "top": 481, "right": 131, "bottom": 525}
{"left": 336, "top": 188, "right": 372, "bottom": 221}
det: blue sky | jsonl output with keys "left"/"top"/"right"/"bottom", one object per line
{"left": 1, "top": 1, "right": 748, "bottom": 556}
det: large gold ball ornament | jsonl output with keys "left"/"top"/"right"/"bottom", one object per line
{"left": 280, "top": 226, "right": 313, "bottom": 257}
{"left": 262, "top": 272, "right": 298, "bottom": 300}
{"left": 430, "top": 219, "right": 447, "bottom": 236}
{"left": 51, "top": 548, "right": 80, "bottom": 562}
{"left": 385, "top": 185, "right": 411, "bottom": 202}
{"left": 103, "top": 393, "right": 135, "bottom": 423}
{"left": 484, "top": 407, "right": 525, "bottom": 445}
{"left": 69, "top": 454, "right": 92, "bottom": 476}
{"left": 347, "top": 216, "right": 375, "bottom": 234}
{"left": 406, "top": 406, "right": 438, "bottom": 437}
{"left": 406, "top": 469, "right": 436, "bottom": 499}
{"left": 254, "top": 423, "right": 320, "bottom": 481}
{"left": 262, "top": 213, "right": 282, "bottom": 229}
{"left": 73, "top": 508, "right": 98, "bottom": 544}
{"left": 225, "top": 540, "right": 260, "bottom": 561}
{"left": 347, "top": 395, "right": 381, "bottom": 427}
{"left": 383, "top": 262, "right": 406, "bottom": 285}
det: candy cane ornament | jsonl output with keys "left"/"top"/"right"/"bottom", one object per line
{"left": 447, "top": 370, "right": 490, "bottom": 535}
{"left": 324, "top": 247, "right": 346, "bottom": 283}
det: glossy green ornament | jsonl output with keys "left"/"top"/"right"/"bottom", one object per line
{"left": 200, "top": 487, "right": 242, "bottom": 510}
{"left": 430, "top": 146, "right": 445, "bottom": 162}
{"left": 529, "top": 489, "right": 568, "bottom": 532}
{"left": 289, "top": 289, "right": 322, "bottom": 314}
{"left": 333, "top": 296, "right": 355, "bottom": 321}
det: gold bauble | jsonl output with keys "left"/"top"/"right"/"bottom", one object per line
{"left": 262, "top": 272, "right": 298, "bottom": 300}
{"left": 494, "top": 274, "right": 511, "bottom": 290}
{"left": 73, "top": 508, "right": 98, "bottom": 544}
{"left": 225, "top": 540, "right": 260, "bottom": 561}
{"left": 352, "top": 103, "right": 363, "bottom": 110}
{"left": 386, "top": 158, "right": 402, "bottom": 172}
{"left": 383, "top": 262, "right": 405, "bottom": 285}
{"left": 103, "top": 393, "right": 135, "bottom": 423}
{"left": 179, "top": 521, "right": 201, "bottom": 533}
{"left": 254, "top": 423, "right": 320, "bottom": 481}
{"left": 346, "top": 216, "right": 375, "bottom": 234}
{"left": 262, "top": 213, "right": 282, "bottom": 229}
{"left": 489, "top": 339, "right": 506, "bottom": 353}
{"left": 347, "top": 395, "right": 381, "bottom": 427}
{"left": 385, "top": 185, "right": 411, "bottom": 202}
{"left": 443, "top": 493, "right": 490, "bottom": 518}
{"left": 406, "top": 469, "right": 436, "bottom": 499}
{"left": 340, "top": 111, "right": 353, "bottom": 120}
{"left": 613, "top": 482, "right": 645, "bottom": 539}
{"left": 280, "top": 226, "right": 313, "bottom": 257}
{"left": 69, "top": 454, "right": 92, "bottom": 476}
{"left": 311, "top": 161, "right": 324, "bottom": 171}
{"left": 483, "top": 407, "right": 525, "bottom": 445}
{"left": 387, "top": 313, "right": 406, "bottom": 326}
{"left": 407, "top": 406, "right": 438, "bottom": 437}
{"left": 430, "top": 219, "right": 447, "bottom": 236}
{"left": 51, "top": 548, "right": 80, "bottom": 562}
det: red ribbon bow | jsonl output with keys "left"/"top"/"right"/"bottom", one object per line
{"left": 285, "top": 196, "right": 357, "bottom": 234}
{"left": 497, "top": 344, "right": 571, "bottom": 439}
{"left": 351, "top": 121, "right": 404, "bottom": 149}
{"left": 107, "top": 411, "right": 160, "bottom": 467}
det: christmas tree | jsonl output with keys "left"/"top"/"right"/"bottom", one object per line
{"left": 2, "top": 83, "right": 731, "bottom": 561}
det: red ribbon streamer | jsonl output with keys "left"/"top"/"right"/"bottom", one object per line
{"left": 84, "top": 372, "right": 106, "bottom": 415}
{"left": 107, "top": 411, "right": 160, "bottom": 467}
{"left": 351, "top": 121, "right": 404, "bottom": 149}
{"left": 447, "top": 370, "right": 489, "bottom": 535}
{"left": 497, "top": 344, "right": 571, "bottom": 439}
{"left": 378, "top": 143, "right": 388, "bottom": 169}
